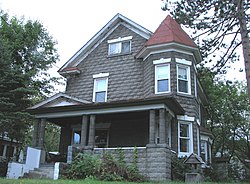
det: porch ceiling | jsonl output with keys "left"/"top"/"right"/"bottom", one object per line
{"left": 27, "top": 96, "right": 184, "bottom": 119}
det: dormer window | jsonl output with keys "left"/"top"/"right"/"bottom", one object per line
{"left": 108, "top": 36, "right": 132, "bottom": 55}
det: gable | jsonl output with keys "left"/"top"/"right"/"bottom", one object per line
{"left": 28, "top": 93, "right": 91, "bottom": 109}
{"left": 58, "top": 13, "right": 152, "bottom": 75}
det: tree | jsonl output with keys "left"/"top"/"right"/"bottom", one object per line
{"left": 0, "top": 10, "right": 59, "bottom": 157}
{"left": 163, "top": 0, "right": 250, "bottom": 99}
{"left": 198, "top": 68, "right": 250, "bottom": 171}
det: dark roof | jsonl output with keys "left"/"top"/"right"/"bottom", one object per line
{"left": 145, "top": 15, "right": 197, "bottom": 48}
{"left": 200, "top": 126, "right": 213, "bottom": 137}
{"left": 184, "top": 153, "right": 204, "bottom": 164}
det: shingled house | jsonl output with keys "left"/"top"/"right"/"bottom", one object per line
{"left": 27, "top": 14, "right": 212, "bottom": 180}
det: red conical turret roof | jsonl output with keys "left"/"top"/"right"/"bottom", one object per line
{"left": 145, "top": 15, "right": 197, "bottom": 48}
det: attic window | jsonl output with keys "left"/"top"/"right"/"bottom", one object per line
{"left": 108, "top": 36, "right": 132, "bottom": 55}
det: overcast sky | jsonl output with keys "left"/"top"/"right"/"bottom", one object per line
{"left": 0, "top": 0, "right": 246, "bottom": 92}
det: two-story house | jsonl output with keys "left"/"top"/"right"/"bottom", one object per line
{"left": 28, "top": 13, "right": 212, "bottom": 180}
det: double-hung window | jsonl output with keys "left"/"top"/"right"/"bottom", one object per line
{"left": 93, "top": 73, "right": 109, "bottom": 102}
{"left": 178, "top": 121, "right": 193, "bottom": 156}
{"left": 108, "top": 36, "right": 132, "bottom": 55}
{"left": 155, "top": 64, "right": 170, "bottom": 94}
{"left": 177, "top": 65, "right": 191, "bottom": 94}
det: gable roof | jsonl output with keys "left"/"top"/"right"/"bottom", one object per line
{"left": 145, "top": 15, "right": 197, "bottom": 47}
{"left": 58, "top": 13, "right": 152, "bottom": 74}
{"left": 28, "top": 93, "right": 91, "bottom": 110}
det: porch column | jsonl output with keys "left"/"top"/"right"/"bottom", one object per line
{"left": 149, "top": 110, "right": 156, "bottom": 144}
{"left": 38, "top": 118, "right": 46, "bottom": 149}
{"left": 159, "top": 108, "right": 166, "bottom": 144}
{"left": 32, "top": 120, "right": 39, "bottom": 147}
{"left": 88, "top": 115, "right": 96, "bottom": 147}
{"left": 81, "top": 115, "right": 88, "bottom": 146}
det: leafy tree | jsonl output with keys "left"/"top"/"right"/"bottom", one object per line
{"left": 0, "top": 10, "right": 59, "bottom": 158}
{"left": 198, "top": 68, "right": 250, "bottom": 170}
{"left": 164, "top": 0, "right": 250, "bottom": 99}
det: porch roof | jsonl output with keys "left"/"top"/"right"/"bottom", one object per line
{"left": 27, "top": 96, "right": 184, "bottom": 119}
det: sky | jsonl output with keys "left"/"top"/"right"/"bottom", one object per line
{"left": 0, "top": 0, "right": 246, "bottom": 92}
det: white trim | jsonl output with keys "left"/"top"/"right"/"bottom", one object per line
{"left": 34, "top": 104, "right": 172, "bottom": 118}
{"left": 177, "top": 64, "right": 191, "bottom": 95}
{"left": 28, "top": 93, "right": 91, "bottom": 109}
{"left": 155, "top": 64, "right": 171, "bottom": 94}
{"left": 197, "top": 126, "right": 200, "bottom": 157}
{"left": 107, "top": 36, "right": 133, "bottom": 43}
{"left": 194, "top": 74, "right": 197, "bottom": 97}
{"left": 136, "top": 42, "right": 202, "bottom": 63}
{"left": 153, "top": 58, "right": 171, "bottom": 65}
{"left": 93, "top": 73, "right": 109, "bottom": 79}
{"left": 176, "top": 58, "right": 192, "bottom": 66}
{"left": 93, "top": 77, "right": 108, "bottom": 102}
{"left": 177, "top": 115, "right": 195, "bottom": 122}
{"left": 178, "top": 121, "right": 193, "bottom": 157}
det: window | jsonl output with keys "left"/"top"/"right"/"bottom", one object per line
{"left": 177, "top": 65, "right": 191, "bottom": 94}
{"left": 178, "top": 121, "right": 193, "bottom": 156}
{"left": 108, "top": 36, "right": 132, "bottom": 55}
{"left": 93, "top": 77, "right": 108, "bottom": 102}
{"left": 73, "top": 131, "right": 81, "bottom": 144}
{"left": 155, "top": 64, "right": 170, "bottom": 94}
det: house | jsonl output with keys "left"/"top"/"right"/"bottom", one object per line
{"left": 26, "top": 13, "right": 212, "bottom": 180}
{"left": 0, "top": 132, "right": 20, "bottom": 162}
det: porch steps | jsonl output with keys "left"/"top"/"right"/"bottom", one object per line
{"left": 22, "top": 164, "right": 54, "bottom": 179}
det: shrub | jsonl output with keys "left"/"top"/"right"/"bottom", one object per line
{"left": 171, "top": 156, "right": 191, "bottom": 181}
{"left": 64, "top": 153, "right": 101, "bottom": 179}
{"left": 0, "top": 159, "right": 8, "bottom": 177}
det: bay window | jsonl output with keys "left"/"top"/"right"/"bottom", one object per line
{"left": 155, "top": 64, "right": 170, "bottom": 94}
{"left": 177, "top": 65, "right": 191, "bottom": 94}
{"left": 178, "top": 121, "right": 193, "bottom": 156}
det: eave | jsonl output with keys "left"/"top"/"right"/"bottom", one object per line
{"left": 136, "top": 42, "right": 202, "bottom": 64}
{"left": 27, "top": 96, "right": 185, "bottom": 119}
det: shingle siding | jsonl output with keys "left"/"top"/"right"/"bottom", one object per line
{"left": 65, "top": 24, "right": 147, "bottom": 102}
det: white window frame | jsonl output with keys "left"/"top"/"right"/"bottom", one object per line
{"left": 108, "top": 36, "right": 132, "bottom": 55}
{"left": 155, "top": 64, "right": 171, "bottom": 94}
{"left": 93, "top": 75, "right": 108, "bottom": 103}
{"left": 177, "top": 64, "right": 191, "bottom": 95}
{"left": 178, "top": 121, "right": 193, "bottom": 157}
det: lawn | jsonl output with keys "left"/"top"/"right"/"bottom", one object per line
{"left": 0, "top": 178, "right": 249, "bottom": 184}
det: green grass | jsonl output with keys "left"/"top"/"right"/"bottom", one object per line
{"left": 0, "top": 178, "right": 249, "bottom": 184}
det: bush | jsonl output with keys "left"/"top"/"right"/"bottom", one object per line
{"left": 0, "top": 159, "right": 8, "bottom": 177}
{"left": 171, "top": 156, "right": 191, "bottom": 181}
{"left": 64, "top": 153, "right": 101, "bottom": 179}
{"left": 63, "top": 151, "right": 145, "bottom": 182}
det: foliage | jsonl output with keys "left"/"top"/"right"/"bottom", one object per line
{"left": 44, "top": 123, "right": 60, "bottom": 152}
{"left": 171, "top": 156, "right": 191, "bottom": 181}
{"left": 198, "top": 69, "right": 250, "bottom": 179}
{"left": 0, "top": 159, "right": 8, "bottom": 177}
{"left": 0, "top": 9, "right": 60, "bottom": 153}
{"left": 170, "top": 0, "right": 249, "bottom": 72}
{"left": 63, "top": 151, "right": 144, "bottom": 182}
{"left": 64, "top": 153, "right": 101, "bottom": 179}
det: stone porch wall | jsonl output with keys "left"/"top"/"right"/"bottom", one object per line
{"left": 68, "top": 144, "right": 171, "bottom": 181}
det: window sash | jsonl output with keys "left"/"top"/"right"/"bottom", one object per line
{"left": 93, "top": 78, "right": 108, "bottom": 102}
{"left": 177, "top": 65, "right": 190, "bottom": 94}
{"left": 109, "top": 41, "right": 131, "bottom": 55}
{"left": 155, "top": 64, "right": 170, "bottom": 93}
{"left": 178, "top": 122, "right": 193, "bottom": 155}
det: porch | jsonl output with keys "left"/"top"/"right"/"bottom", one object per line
{"left": 28, "top": 96, "right": 184, "bottom": 180}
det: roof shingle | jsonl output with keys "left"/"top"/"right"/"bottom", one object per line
{"left": 146, "top": 15, "right": 197, "bottom": 48}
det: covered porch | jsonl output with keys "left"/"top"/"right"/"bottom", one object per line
{"left": 28, "top": 94, "right": 184, "bottom": 162}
